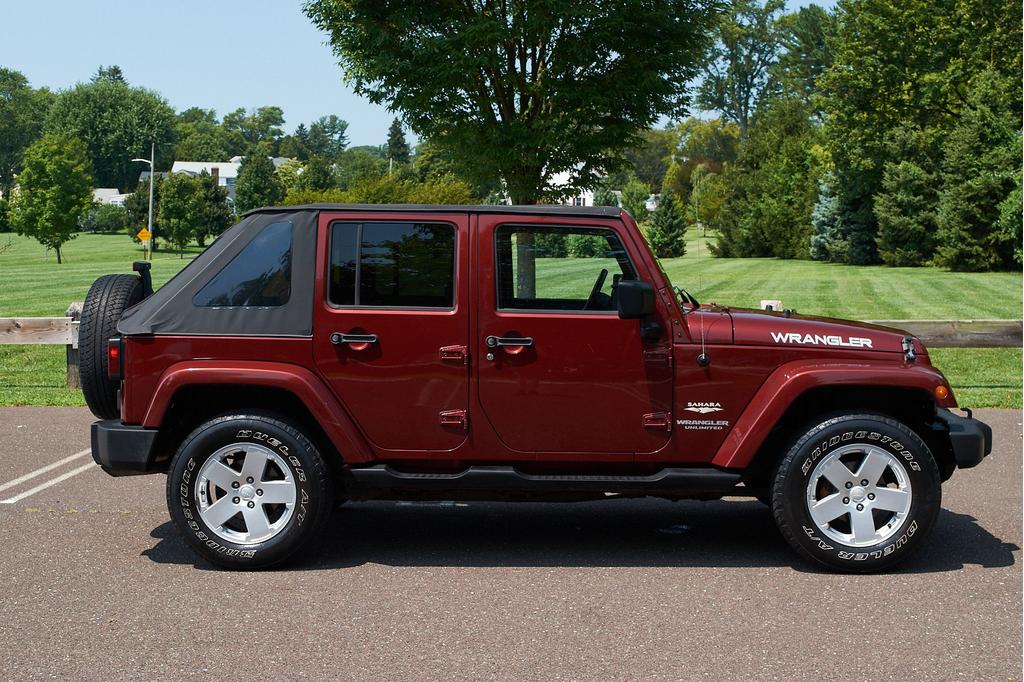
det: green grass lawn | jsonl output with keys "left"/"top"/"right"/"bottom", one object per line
{"left": 0, "top": 230, "right": 1020, "bottom": 408}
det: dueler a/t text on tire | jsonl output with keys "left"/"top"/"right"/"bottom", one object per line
{"left": 166, "top": 413, "right": 334, "bottom": 569}
{"left": 771, "top": 413, "right": 941, "bottom": 572}
{"left": 79, "top": 274, "right": 144, "bottom": 419}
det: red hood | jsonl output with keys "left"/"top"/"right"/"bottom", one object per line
{"left": 726, "top": 308, "right": 925, "bottom": 354}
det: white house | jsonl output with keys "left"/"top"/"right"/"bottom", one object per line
{"left": 92, "top": 188, "right": 128, "bottom": 206}
{"left": 170, "top": 161, "right": 241, "bottom": 200}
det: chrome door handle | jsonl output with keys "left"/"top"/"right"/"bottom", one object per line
{"left": 485, "top": 335, "right": 533, "bottom": 348}
{"left": 330, "top": 332, "right": 378, "bottom": 345}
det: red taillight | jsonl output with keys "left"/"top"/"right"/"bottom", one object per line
{"left": 107, "top": 338, "right": 123, "bottom": 381}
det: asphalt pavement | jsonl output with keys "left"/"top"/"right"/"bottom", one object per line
{"left": 0, "top": 407, "right": 1020, "bottom": 680}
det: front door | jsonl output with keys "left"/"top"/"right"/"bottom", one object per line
{"left": 476, "top": 217, "right": 674, "bottom": 457}
{"left": 313, "top": 212, "right": 470, "bottom": 453}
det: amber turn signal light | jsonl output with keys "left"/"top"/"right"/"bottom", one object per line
{"left": 934, "top": 385, "right": 949, "bottom": 400}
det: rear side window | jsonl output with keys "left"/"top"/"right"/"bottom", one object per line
{"left": 193, "top": 221, "right": 293, "bottom": 307}
{"left": 329, "top": 222, "right": 456, "bottom": 308}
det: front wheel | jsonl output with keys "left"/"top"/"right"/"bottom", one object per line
{"left": 771, "top": 413, "right": 941, "bottom": 572}
{"left": 166, "top": 413, "right": 334, "bottom": 569}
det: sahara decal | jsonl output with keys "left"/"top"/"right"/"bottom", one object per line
{"left": 770, "top": 331, "right": 873, "bottom": 349}
{"left": 684, "top": 401, "right": 723, "bottom": 414}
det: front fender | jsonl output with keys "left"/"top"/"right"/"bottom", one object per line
{"left": 141, "top": 360, "right": 373, "bottom": 463}
{"left": 711, "top": 360, "right": 955, "bottom": 469}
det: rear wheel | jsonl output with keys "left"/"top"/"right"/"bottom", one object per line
{"left": 79, "top": 274, "right": 143, "bottom": 418}
{"left": 771, "top": 413, "right": 941, "bottom": 572}
{"left": 166, "top": 413, "right": 334, "bottom": 569}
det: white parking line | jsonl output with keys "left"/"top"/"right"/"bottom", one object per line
{"left": 0, "top": 448, "right": 91, "bottom": 493}
{"left": 0, "top": 462, "right": 95, "bottom": 504}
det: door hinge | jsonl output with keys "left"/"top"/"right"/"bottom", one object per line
{"left": 440, "top": 345, "right": 469, "bottom": 365}
{"left": 643, "top": 346, "right": 673, "bottom": 368}
{"left": 440, "top": 409, "right": 468, "bottom": 430}
{"left": 642, "top": 412, "right": 672, "bottom": 432}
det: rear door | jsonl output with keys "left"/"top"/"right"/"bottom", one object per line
{"left": 475, "top": 215, "right": 674, "bottom": 458}
{"left": 313, "top": 212, "right": 470, "bottom": 453}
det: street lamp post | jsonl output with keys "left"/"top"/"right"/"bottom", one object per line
{"left": 131, "top": 142, "right": 155, "bottom": 261}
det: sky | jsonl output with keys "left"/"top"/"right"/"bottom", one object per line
{"left": 1, "top": 0, "right": 833, "bottom": 148}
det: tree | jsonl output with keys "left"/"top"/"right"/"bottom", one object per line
{"left": 305, "top": 115, "right": 349, "bottom": 161}
{"left": 620, "top": 175, "right": 651, "bottom": 224}
{"left": 662, "top": 117, "right": 740, "bottom": 202}
{"left": 615, "top": 128, "right": 677, "bottom": 191}
{"left": 125, "top": 176, "right": 162, "bottom": 245}
{"left": 698, "top": 0, "right": 785, "bottom": 143}
{"left": 771, "top": 4, "right": 835, "bottom": 116}
{"left": 223, "top": 107, "right": 286, "bottom": 154}
{"left": 646, "top": 193, "right": 688, "bottom": 258}
{"left": 193, "top": 171, "right": 233, "bottom": 246}
{"left": 174, "top": 109, "right": 237, "bottom": 161}
{"left": 592, "top": 183, "right": 619, "bottom": 208}
{"left": 80, "top": 203, "right": 131, "bottom": 234}
{"left": 809, "top": 174, "right": 842, "bottom": 261}
{"left": 91, "top": 65, "right": 127, "bottom": 84}
{"left": 0, "top": 68, "right": 55, "bottom": 194}
{"left": 300, "top": 155, "right": 336, "bottom": 191}
{"left": 934, "top": 72, "right": 1020, "bottom": 271}
{"left": 158, "top": 173, "right": 199, "bottom": 256}
{"left": 685, "top": 164, "right": 727, "bottom": 233}
{"left": 305, "top": 0, "right": 719, "bottom": 203}
{"left": 46, "top": 79, "right": 176, "bottom": 190}
{"left": 9, "top": 133, "right": 93, "bottom": 263}
{"left": 235, "top": 149, "right": 283, "bottom": 213}
{"left": 335, "top": 147, "right": 387, "bottom": 190}
{"left": 873, "top": 161, "right": 937, "bottom": 266}
{"left": 387, "top": 119, "right": 410, "bottom": 165}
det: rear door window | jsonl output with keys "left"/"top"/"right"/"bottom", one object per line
{"left": 193, "top": 221, "right": 293, "bottom": 307}
{"left": 329, "top": 222, "right": 456, "bottom": 308}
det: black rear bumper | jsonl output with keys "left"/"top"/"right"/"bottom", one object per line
{"left": 91, "top": 420, "right": 160, "bottom": 476}
{"left": 935, "top": 408, "right": 993, "bottom": 469}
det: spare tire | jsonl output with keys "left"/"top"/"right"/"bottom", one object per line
{"left": 79, "top": 274, "right": 144, "bottom": 419}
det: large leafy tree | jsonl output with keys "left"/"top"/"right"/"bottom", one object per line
{"left": 235, "top": 148, "right": 284, "bottom": 213}
{"left": 174, "top": 108, "right": 241, "bottom": 161}
{"left": 9, "top": 133, "right": 93, "bottom": 263}
{"left": 223, "top": 106, "right": 286, "bottom": 154}
{"left": 0, "top": 68, "right": 55, "bottom": 194}
{"left": 771, "top": 4, "right": 835, "bottom": 116}
{"left": 697, "top": 0, "right": 785, "bottom": 143}
{"left": 45, "top": 78, "right": 176, "bottom": 191}
{"left": 305, "top": 0, "right": 720, "bottom": 203}
{"left": 305, "top": 115, "right": 349, "bottom": 160}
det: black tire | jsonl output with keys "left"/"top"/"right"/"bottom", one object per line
{"left": 771, "top": 413, "right": 941, "bottom": 573}
{"left": 166, "top": 413, "right": 334, "bottom": 569}
{"left": 79, "top": 274, "right": 143, "bottom": 419}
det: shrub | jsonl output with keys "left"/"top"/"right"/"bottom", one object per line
{"left": 80, "top": 202, "right": 131, "bottom": 233}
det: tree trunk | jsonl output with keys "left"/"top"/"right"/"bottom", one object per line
{"left": 508, "top": 177, "right": 543, "bottom": 300}
{"left": 55, "top": 246, "right": 62, "bottom": 264}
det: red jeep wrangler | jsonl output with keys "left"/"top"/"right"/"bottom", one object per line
{"left": 80, "top": 205, "right": 991, "bottom": 571}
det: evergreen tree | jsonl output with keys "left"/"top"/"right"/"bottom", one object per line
{"left": 592, "top": 183, "right": 619, "bottom": 207}
{"left": 235, "top": 148, "right": 284, "bottom": 213}
{"left": 874, "top": 161, "right": 937, "bottom": 266}
{"left": 645, "top": 193, "right": 687, "bottom": 258}
{"left": 809, "top": 174, "right": 842, "bottom": 261}
{"left": 934, "top": 72, "right": 1020, "bottom": 271}
{"left": 387, "top": 119, "right": 410, "bottom": 165}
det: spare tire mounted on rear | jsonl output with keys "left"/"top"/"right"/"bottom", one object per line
{"left": 79, "top": 274, "right": 144, "bottom": 419}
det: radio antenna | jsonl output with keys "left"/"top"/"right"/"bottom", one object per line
{"left": 696, "top": 221, "right": 709, "bottom": 367}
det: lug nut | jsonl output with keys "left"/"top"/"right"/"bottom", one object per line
{"left": 845, "top": 482, "right": 853, "bottom": 489}
{"left": 232, "top": 497, "right": 240, "bottom": 504}
{"left": 231, "top": 482, "right": 239, "bottom": 489}
{"left": 842, "top": 497, "right": 850, "bottom": 504}
{"left": 856, "top": 503, "right": 864, "bottom": 511}
{"left": 861, "top": 479, "right": 869, "bottom": 486}
{"left": 256, "top": 489, "right": 263, "bottom": 496}
{"left": 246, "top": 476, "right": 254, "bottom": 484}
{"left": 247, "top": 501, "right": 255, "bottom": 508}
{"left": 868, "top": 493, "right": 875, "bottom": 500}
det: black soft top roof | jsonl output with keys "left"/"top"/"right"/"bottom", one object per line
{"left": 244, "top": 203, "right": 624, "bottom": 219}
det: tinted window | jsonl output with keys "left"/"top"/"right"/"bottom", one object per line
{"left": 330, "top": 222, "right": 455, "bottom": 308}
{"left": 495, "top": 225, "right": 637, "bottom": 311}
{"left": 193, "top": 221, "right": 292, "bottom": 307}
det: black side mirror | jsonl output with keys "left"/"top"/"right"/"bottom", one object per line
{"left": 616, "top": 280, "right": 655, "bottom": 319}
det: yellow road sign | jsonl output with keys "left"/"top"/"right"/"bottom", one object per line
{"left": 137, "top": 228, "right": 151, "bottom": 241}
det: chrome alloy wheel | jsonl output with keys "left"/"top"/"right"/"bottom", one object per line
{"left": 195, "top": 443, "right": 297, "bottom": 545}
{"left": 805, "top": 444, "right": 913, "bottom": 548}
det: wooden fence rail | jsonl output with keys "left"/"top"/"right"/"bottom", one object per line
{"left": 0, "top": 304, "right": 1020, "bottom": 389}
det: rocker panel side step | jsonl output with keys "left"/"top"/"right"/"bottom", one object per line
{"left": 348, "top": 465, "right": 742, "bottom": 497}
